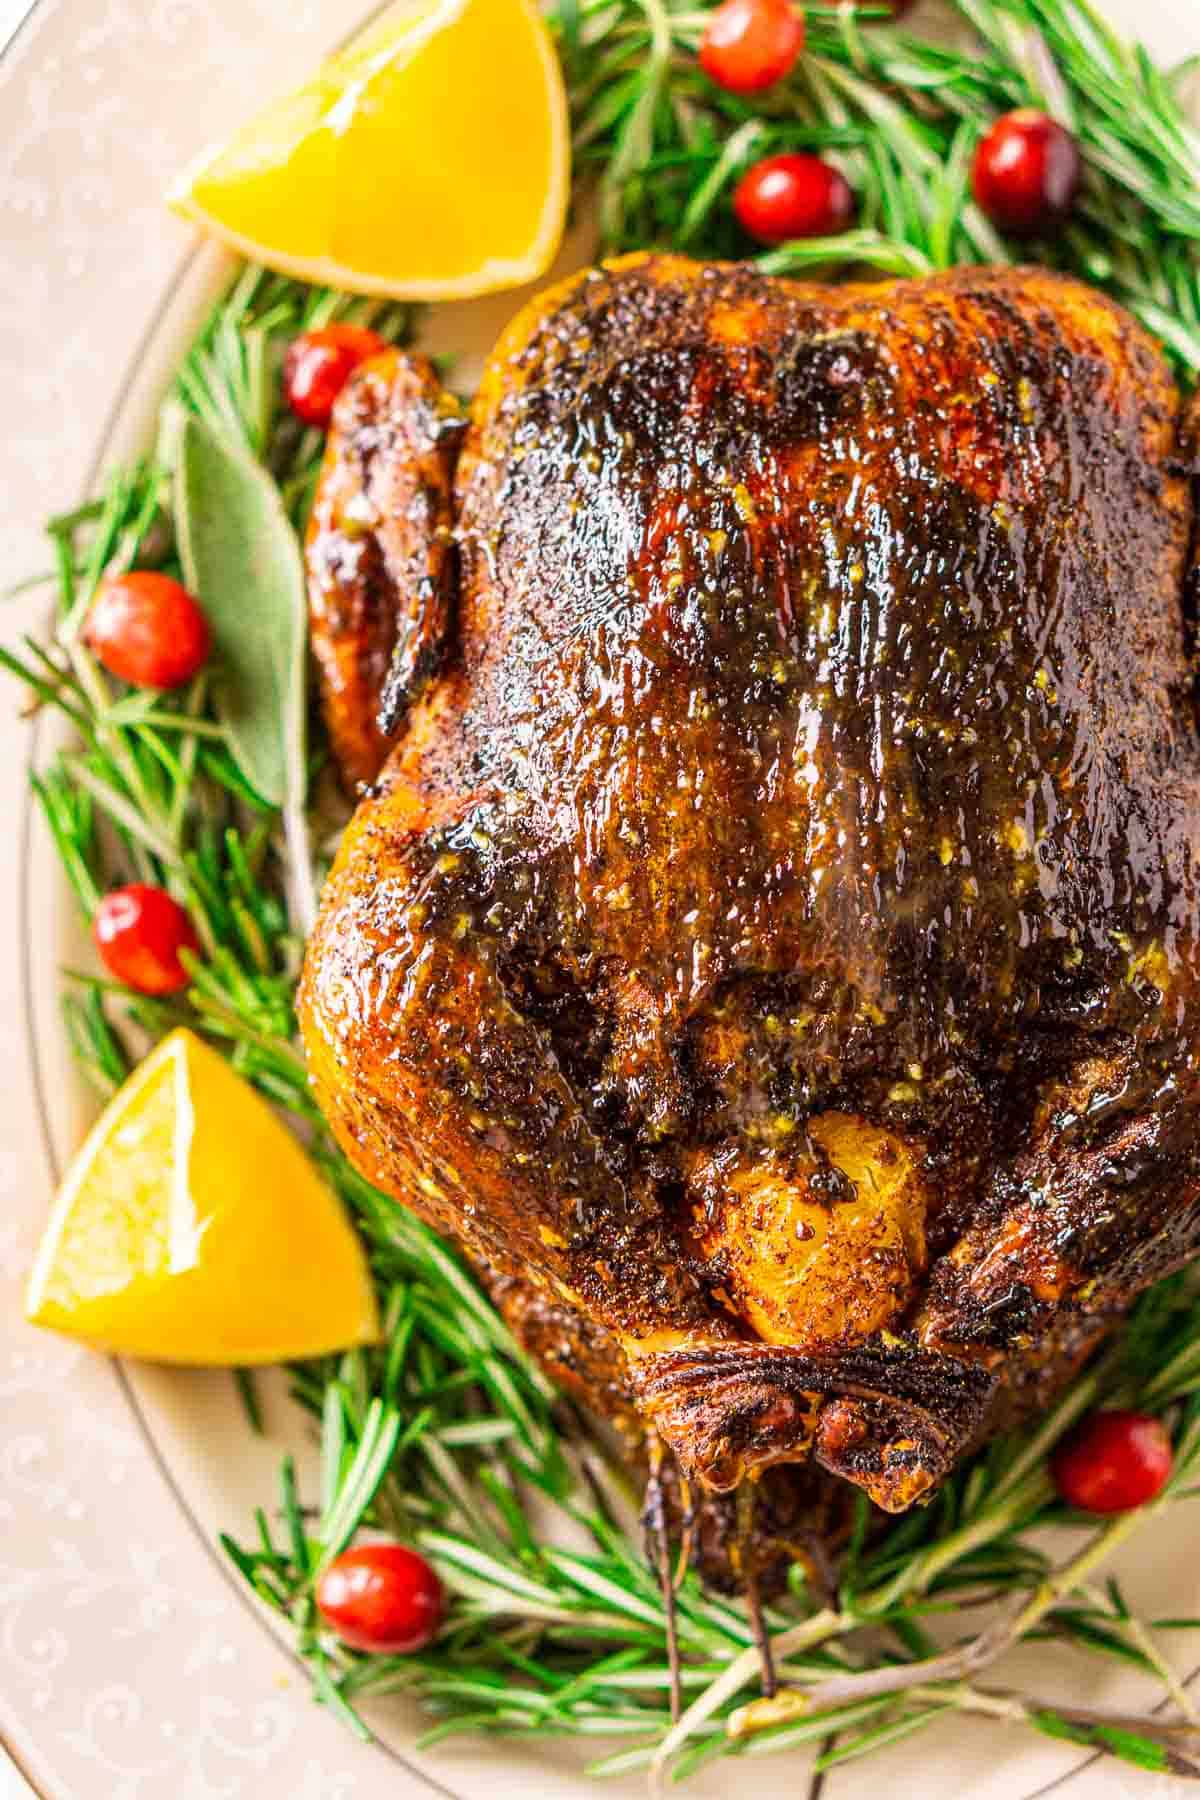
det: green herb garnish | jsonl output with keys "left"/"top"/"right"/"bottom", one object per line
{"left": 174, "top": 411, "right": 315, "bottom": 926}
{"left": 559, "top": 0, "right": 1200, "bottom": 374}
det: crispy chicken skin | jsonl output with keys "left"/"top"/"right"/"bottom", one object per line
{"left": 300, "top": 254, "right": 1200, "bottom": 1512}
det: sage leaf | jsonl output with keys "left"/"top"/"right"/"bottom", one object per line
{"left": 174, "top": 411, "right": 316, "bottom": 930}
{"left": 174, "top": 412, "right": 304, "bottom": 807}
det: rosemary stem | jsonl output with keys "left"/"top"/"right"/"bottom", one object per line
{"left": 856, "top": 1471, "right": 1054, "bottom": 1615}
{"left": 1119, "top": 1614, "right": 1200, "bottom": 1728}
{"left": 647, "top": 1609, "right": 847, "bottom": 1787}
{"left": 67, "top": 643, "right": 172, "bottom": 858}
{"left": 1006, "top": 1508, "right": 1148, "bottom": 1642}
{"left": 723, "top": 1494, "right": 1184, "bottom": 1756}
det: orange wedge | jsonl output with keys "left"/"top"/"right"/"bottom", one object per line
{"left": 26, "top": 1029, "right": 379, "bottom": 1364}
{"left": 169, "top": 0, "right": 569, "bottom": 300}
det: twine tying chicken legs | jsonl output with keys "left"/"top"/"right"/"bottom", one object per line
{"left": 641, "top": 1439, "right": 784, "bottom": 1724}
{"left": 641, "top": 1431, "right": 683, "bottom": 1723}
{"left": 734, "top": 1480, "right": 777, "bottom": 1701}
{"left": 672, "top": 1472, "right": 697, "bottom": 1592}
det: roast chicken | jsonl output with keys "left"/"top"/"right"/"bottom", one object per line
{"left": 299, "top": 254, "right": 1200, "bottom": 1515}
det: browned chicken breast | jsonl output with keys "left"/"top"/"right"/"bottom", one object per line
{"left": 299, "top": 254, "right": 1200, "bottom": 1514}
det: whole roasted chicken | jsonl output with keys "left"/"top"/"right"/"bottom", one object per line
{"left": 299, "top": 254, "right": 1200, "bottom": 1515}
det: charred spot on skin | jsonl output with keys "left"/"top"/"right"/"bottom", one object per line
{"left": 806, "top": 1162, "right": 856, "bottom": 1207}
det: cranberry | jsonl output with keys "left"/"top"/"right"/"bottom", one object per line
{"left": 1051, "top": 1409, "right": 1173, "bottom": 1515}
{"left": 93, "top": 885, "right": 200, "bottom": 995}
{"left": 84, "top": 572, "right": 210, "bottom": 691}
{"left": 733, "top": 152, "right": 855, "bottom": 246}
{"left": 316, "top": 1542, "right": 444, "bottom": 1654}
{"left": 972, "top": 109, "right": 1082, "bottom": 237}
{"left": 283, "top": 325, "right": 389, "bottom": 428}
{"left": 700, "top": 0, "right": 804, "bottom": 95}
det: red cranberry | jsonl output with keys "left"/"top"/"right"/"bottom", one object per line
{"left": 316, "top": 1542, "right": 444, "bottom": 1654}
{"left": 283, "top": 325, "right": 389, "bottom": 429}
{"left": 84, "top": 572, "right": 210, "bottom": 691}
{"left": 972, "top": 109, "right": 1082, "bottom": 237}
{"left": 734, "top": 152, "right": 855, "bottom": 245}
{"left": 700, "top": 0, "right": 804, "bottom": 96}
{"left": 93, "top": 885, "right": 200, "bottom": 995}
{"left": 1051, "top": 1409, "right": 1173, "bottom": 1515}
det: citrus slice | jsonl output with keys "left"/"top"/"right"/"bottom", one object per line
{"left": 168, "top": 0, "right": 569, "bottom": 300}
{"left": 26, "top": 1029, "right": 379, "bottom": 1363}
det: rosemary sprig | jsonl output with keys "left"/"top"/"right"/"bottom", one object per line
{"left": 556, "top": 0, "right": 1200, "bottom": 374}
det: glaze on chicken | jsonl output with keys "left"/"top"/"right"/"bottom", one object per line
{"left": 299, "top": 255, "right": 1200, "bottom": 1514}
